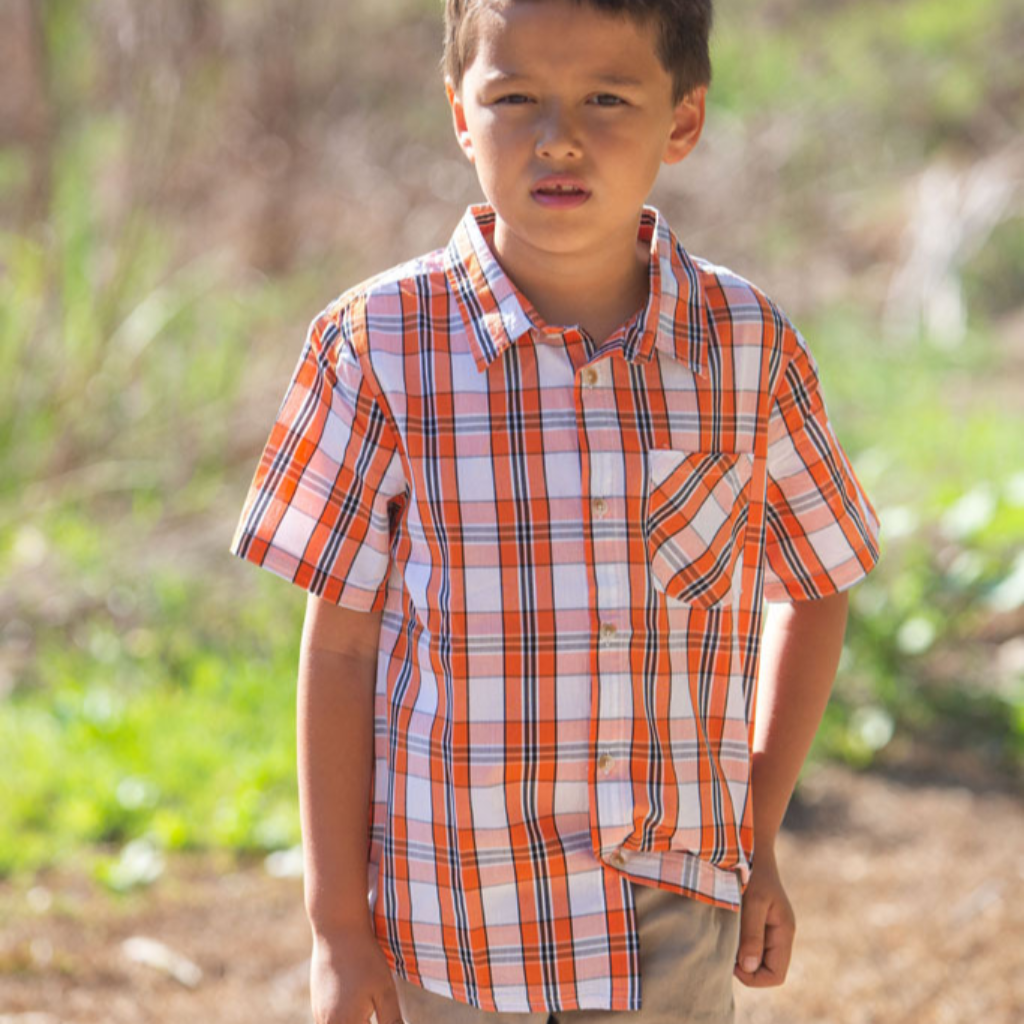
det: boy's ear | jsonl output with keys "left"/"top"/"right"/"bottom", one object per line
{"left": 445, "top": 77, "right": 476, "bottom": 164}
{"left": 662, "top": 86, "right": 707, "bottom": 166}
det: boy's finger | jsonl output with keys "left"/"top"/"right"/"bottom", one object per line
{"left": 735, "top": 906, "right": 795, "bottom": 988}
{"left": 735, "top": 896, "right": 768, "bottom": 975}
{"left": 761, "top": 914, "right": 795, "bottom": 981}
{"left": 372, "top": 980, "right": 405, "bottom": 1024}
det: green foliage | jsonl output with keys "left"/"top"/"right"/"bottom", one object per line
{"left": 807, "top": 315, "right": 1024, "bottom": 771}
{"left": 1, "top": 144, "right": 244, "bottom": 511}
{"left": 712, "top": 0, "right": 1018, "bottom": 149}
{"left": 0, "top": 572, "right": 305, "bottom": 881}
{"left": 0, "top": 3, "right": 313, "bottom": 878}
{"left": 963, "top": 216, "right": 1024, "bottom": 319}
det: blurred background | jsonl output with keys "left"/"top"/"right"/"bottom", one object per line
{"left": 1, "top": 0, "right": 1021, "bottom": 1021}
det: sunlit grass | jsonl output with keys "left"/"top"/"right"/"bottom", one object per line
{"left": 0, "top": 571, "right": 306, "bottom": 882}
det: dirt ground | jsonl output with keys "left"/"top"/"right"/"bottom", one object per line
{"left": 1, "top": 765, "right": 1020, "bottom": 1024}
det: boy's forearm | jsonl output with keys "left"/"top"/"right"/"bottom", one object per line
{"left": 297, "top": 621, "right": 380, "bottom": 938}
{"left": 751, "top": 590, "right": 849, "bottom": 849}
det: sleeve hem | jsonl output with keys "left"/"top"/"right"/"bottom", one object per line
{"left": 762, "top": 542, "right": 880, "bottom": 604}
{"left": 229, "top": 536, "right": 388, "bottom": 612}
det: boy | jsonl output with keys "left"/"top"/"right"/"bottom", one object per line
{"left": 231, "top": 1, "right": 879, "bottom": 1022}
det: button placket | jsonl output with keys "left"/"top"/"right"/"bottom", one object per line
{"left": 579, "top": 356, "right": 633, "bottom": 856}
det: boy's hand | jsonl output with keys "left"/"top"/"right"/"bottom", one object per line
{"left": 733, "top": 847, "right": 796, "bottom": 988}
{"left": 310, "top": 927, "right": 404, "bottom": 1024}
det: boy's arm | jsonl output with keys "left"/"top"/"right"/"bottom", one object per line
{"left": 734, "top": 589, "right": 850, "bottom": 989}
{"left": 298, "top": 594, "right": 403, "bottom": 1024}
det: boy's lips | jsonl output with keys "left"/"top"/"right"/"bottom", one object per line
{"left": 531, "top": 174, "right": 591, "bottom": 208}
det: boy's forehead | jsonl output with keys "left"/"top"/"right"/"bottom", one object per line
{"left": 466, "top": 0, "right": 665, "bottom": 84}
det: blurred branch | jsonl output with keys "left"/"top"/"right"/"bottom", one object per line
{"left": 884, "top": 143, "right": 1023, "bottom": 347}
{"left": 8, "top": 0, "right": 55, "bottom": 227}
{"left": 246, "top": 1, "right": 305, "bottom": 274}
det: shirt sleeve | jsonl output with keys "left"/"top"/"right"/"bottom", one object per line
{"left": 762, "top": 324, "right": 880, "bottom": 602}
{"left": 230, "top": 302, "right": 407, "bottom": 611}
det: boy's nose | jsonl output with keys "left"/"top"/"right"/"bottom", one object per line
{"left": 535, "top": 107, "right": 581, "bottom": 160}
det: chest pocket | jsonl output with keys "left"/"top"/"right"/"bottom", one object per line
{"left": 644, "top": 449, "right": 753, "bottom": 608}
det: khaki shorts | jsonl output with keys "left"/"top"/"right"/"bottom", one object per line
{"left": 393, "top": 882, "right": 740, "bottom": 1024}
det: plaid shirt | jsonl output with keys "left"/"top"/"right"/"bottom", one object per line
{"left": 232, "top": 204, "right": 879, "bottom": 1013}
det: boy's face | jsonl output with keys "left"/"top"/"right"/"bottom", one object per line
{"left": 446, "top": 0, "right": 705, "bottom": 262}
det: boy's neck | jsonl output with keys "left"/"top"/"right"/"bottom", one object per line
{"left": 491, "top": 217, "right": 651, "bottom": 347}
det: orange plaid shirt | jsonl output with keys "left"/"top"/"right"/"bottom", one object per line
{"left": 232, "top": 204, "right": 879, "bottom": 1013}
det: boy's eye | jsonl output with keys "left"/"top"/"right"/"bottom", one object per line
{"left": 494, "top": 94, "right": 532, "bottom": 105}
{"left": 591, "top": 94, "right": 626, "bottom": 107}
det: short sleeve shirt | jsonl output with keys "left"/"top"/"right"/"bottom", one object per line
{"left": 231, "top": 204, "right": 880, "bottom": 1013}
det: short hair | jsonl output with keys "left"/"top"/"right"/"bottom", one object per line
{"left": 443, "top": 0, "right": 713, "bottom": 103}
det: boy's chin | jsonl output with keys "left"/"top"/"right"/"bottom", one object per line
{"left": 493, "top": 215, "right": 602, "bottom": 253}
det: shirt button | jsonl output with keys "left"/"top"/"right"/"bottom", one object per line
{"left": 592, "top": 497, "right": 609, "bottom": 519}
{"left": 599, "top": 622, "right": 618, "bottom": 644}
{"left": 598, "top": 752, "right": 615, "bottom": 775}
{"left": 608, "top": 850, "right": 628, "bottom": 869}
{"left": 581, "top": 366, "right": 599, "bottom": 388}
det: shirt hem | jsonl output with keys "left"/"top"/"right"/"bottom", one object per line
{"left": 393, "top": 969, "right": 640, "bottom": 1014}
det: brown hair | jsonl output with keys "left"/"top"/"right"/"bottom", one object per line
{"left": 442, "top": 0, "right": 713, "bottom": 103}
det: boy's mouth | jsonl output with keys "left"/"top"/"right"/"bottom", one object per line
{"left": 531, "top": 175, "right": 591, "bottom": 207}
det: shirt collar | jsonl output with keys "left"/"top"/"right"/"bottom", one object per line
{"left": 443, "top": 204, "right": 708, "bottom": 376}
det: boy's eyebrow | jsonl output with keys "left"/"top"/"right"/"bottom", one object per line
{"left": 482, "top": 71, "right": 528, "bottom": 85}
{"left": 482, "top": 71, "right": 646, "bottom": 88}
{"left": 592, "top": 73, "right": 646, "bottom": 88}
